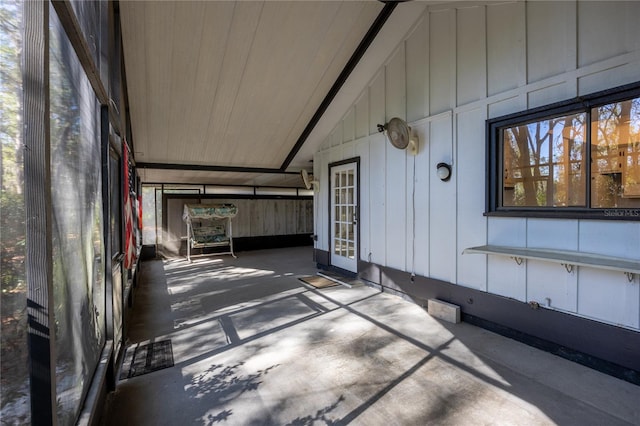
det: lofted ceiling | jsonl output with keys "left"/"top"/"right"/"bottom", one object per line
{"left": 120, "top": 1, "right": 428, "bottom": 187}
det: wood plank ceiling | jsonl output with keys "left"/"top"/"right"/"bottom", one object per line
{"left": 119, "top": 1, "right": 386, "bottom": 186}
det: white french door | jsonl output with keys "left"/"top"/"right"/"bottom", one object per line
{"left": 330, "top": 162, "right": 358, "bottom": 272}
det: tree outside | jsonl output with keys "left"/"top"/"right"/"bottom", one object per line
{"left": 1, "top": 0, "right": 30, "bottom": 423}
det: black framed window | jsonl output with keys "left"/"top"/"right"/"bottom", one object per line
{"left": 487, "top": 82, "right": 640, "bottom": 220}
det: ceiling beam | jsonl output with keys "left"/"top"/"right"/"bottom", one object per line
{"left": 137, "top": 162, "right": 299, "bottom": 175}
{"left": 279, "top": 1, "right": 397, "bottom": 171}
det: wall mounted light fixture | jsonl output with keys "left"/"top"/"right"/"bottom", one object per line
{"left": 436, "top": 162, "right": 452, "bottom": 181}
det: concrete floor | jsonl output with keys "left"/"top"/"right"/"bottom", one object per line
{"left": 102, "top": 246, "right": 640, "bottom": 426}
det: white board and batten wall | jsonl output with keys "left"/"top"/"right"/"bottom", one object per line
{"left": 313, "top": 1, "right": 640, "bottom": 331}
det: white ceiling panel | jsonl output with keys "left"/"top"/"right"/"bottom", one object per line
{"left": 120, "top": 1, "right": 428, "bottom": 184}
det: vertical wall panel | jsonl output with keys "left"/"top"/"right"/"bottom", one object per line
{"left": 488, "top": 95, "right": 526, "bottom": 119}
{"left": 428, "top": 115, "right": 455, "bottom": 282}
{"left": 527, "top": 82, "right": 575, "bottom": 109}
{"left": 456, "top": 108, "right": 487, "bottom": 290}
{"left": 228, "top": 199, "right": 247, "bottom": 237}
{"left": 385, "top": 138, "right": 407, "bottom": 270}
{"left": 329, "top": 144, "right": 342, "bottom": 165}
{"left": 369, "top": 71, "right": 385, "bottom": 135}
{"left": 487, "top": 257, "right": 526, "bottom": 302}
{"left": 295, "top": 199, "right": 306, "bottom": 234}
{"left": 384, "top": 40, "right": 407, "bottom": 269}
{"left": 526, "top": 219, "right": 579, "bottom": 310}
{"left": 487, "top": 217, "right": 527, "bottom": 246}
{"left": 249, "top": 199, "right": 261, "bottom": 236}
{"left": 356, "top": 137, "right": 370, "bottom": 262}
{"left": 331, "top": 125, "right": 343, "bottom": 147}
{"left": 577, "top": 63, "right": 640, "bottom": 97}
{"left": 385, "top": 44, "right": 406, "bottom": 120}
{"left": 527, "top": 261, "right": 578, "bottom": 313}
{"left": 405, "top": 151, "right": 414, "bottom": 273}
{"left": 527, "top": 219, "right": 578, "bottom": 250}
{"left": 527, "top": 1, "right": 576, "bottom": 83}
{"left": 412, "top": 122, "right": 430, "bottom": 277}
{"left": 343, "top": 109, "right": 355, "bottom": 143}
{"left": 316, "top": 150, "right": 329, "bottom": 251}
{"left": 305, "top": 199, "right": 313, "bottom": 234}
{"left": 578, "top": 1, "right": 640, "bottom": 68}
{"left": 487, "top": 2, "right": 525, "bottom": 96}
{"left": 369, "top": 133, "right": 387, "bottom": 264}
{"left": 429, "top": 9, "right": 454, "bottom": 114}
{"left": 487, "top": 217, "right": 527, "bottom": 301}
{"left": 578, "top": 221, "right": 640, "bottom": 259}
{"left": 238, "top": 199, "right": 252, "bottom": 238}
{"left": 272, "top": 199, "right": 284, "bottom": 235}
{"left": 355, "top": 92, "right": 369, "bottom": 139}
{"left": 406, "top": 15, "right": 428, "bottom": 122}
{"left": 578, "top": 268, "right": 639, "bottom": 329}
{"left": 456, "top": 5, "right": 486, "bottom": 106}
{"left": 259, "top": 200, "right": 271, "bottom": 235}
{"left": 285, "top": 199, "right": 295, "bottom": 235}
{"left": 320, "top": 135, "right": 332, "bottom": 151}
{"left": 342, "top": 140, "right": 355, "bottom": 161}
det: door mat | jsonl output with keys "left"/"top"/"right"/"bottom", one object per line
{"left": 299, "top": 275, "right": 338, "bottom": 289}
{"left": 120, "top": 339, "right": 174, "bottom": 380}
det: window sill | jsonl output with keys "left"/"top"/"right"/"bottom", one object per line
{"left": 484, "top": 209, "right": 640, "bottom": 221}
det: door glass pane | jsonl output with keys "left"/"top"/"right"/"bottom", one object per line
{"left": 331, "top": 163, "right": 357, "bottom": 268}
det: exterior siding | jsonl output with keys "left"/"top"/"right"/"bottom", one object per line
{"left": 313, "top": 0, "right": 640, "bottom": 331}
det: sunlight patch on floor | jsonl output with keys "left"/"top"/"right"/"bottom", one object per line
{"left": 163, "top": 257, "right": 224, "bottom": 271}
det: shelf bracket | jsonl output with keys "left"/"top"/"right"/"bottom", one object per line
{"left": 511, "top": 256, "right": 523, "bottom": 266}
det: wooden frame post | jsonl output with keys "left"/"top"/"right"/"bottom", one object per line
{"left": 23, "top": 1, "right": 56, "bottom": 424}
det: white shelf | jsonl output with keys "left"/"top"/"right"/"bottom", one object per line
{"left": 463, "top": 245, "right": 640, "bottom": 279}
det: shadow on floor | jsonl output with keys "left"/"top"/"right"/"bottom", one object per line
{"left": 103, "top": 247, "right": 640, "bottom": 426}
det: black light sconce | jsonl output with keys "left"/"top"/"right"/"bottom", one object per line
{"left": 436, "top": 162, "right": 452, "bottom": 181}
